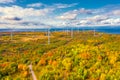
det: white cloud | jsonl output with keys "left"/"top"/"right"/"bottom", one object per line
{"left": 27, "top": 3, "right": 44, "bottom": 7}
{"left": 0, "top": 5, "right": 55, "bottom": 28}
{"left": 69, "top": 8, "right": 92, "bottom": 14}
{"left": 52, "top": 3, "right": 78, "bottom": 9}
{"left": 101, "top": 18, "right": 120, "bottom": 25}
{"left": 78, "top": 8, "right": 92, "bottom": 14}
{"left": 0, "top": 0, "right": 15, "bottom": 3}
{"left": 56, "top": 8, "right": 92, "bottom": 20}
{"left": 86, "top": 15, "right": 109, "bottom": 22}
{"left": 112, "top": 10, "right": 120, "bottom": 15}
{"left": 56, "top": 6, "right": 118, "bottom": 27}
{"left": 62, "top": 14, "right": 120, "bottom": 27}
{"left": 0, "top": 5, "right": 53, "bottom": 18}
{"left": 56, "top": 13, "right": 77, "bottom": 20}
{"left": 27, "top": 3, "right": 78, "bottom": 9}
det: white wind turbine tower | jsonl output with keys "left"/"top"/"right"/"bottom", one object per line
{"left": 62, "top": 22, "right": 68, "bottom": 35}
{"left": 25, "top": 25, "right": 28, "bottom": 36}
{"left": 5, "top": 24, "right": 14, "bottom": 41}
{"left": 30, "top": 23, "right": 38, "bottom": 38}
{"left": 10, "top": 25, "right": 17, "bottom": 41}
{"left": 66, "top": 27, "right": 69, "bottom": 35}
{"left": 9, "top": 18, "right": 21, "bottom": 41}
{"left": 47, "top": 25, "right": 51, "bottom": 45}
{"left": 8, "top": 16, "right": 23, "bottom": 41}
{"left": 24, "top": 22, "right": 29, "bottom": 36}
{"left": 8, "top": 25, "right": 15, "bottom": 41}
{"left": 93, "top": 20, "right": 99, "bottom": 36}
{"left": 77, "top": 26, "right": 80, "bottom": 33}
{"left": 70, "top": 19, "right": 78, "bottom": 38}
{"left": 93, "top": 21, "right": 97, "bottom": 36}
{"left": 68, "top": 20, "right": 74, "bottom": 38}
{"left": 93, "top": 27, "right": 96, "bottom": 36}
{"left": 38, "top": 22, "right": 51, "bottom": 44}
{"left": 71, "top": 26, "right": 73, "bottom": 38}
{"left": 10, "top": 28, "right": 13, "bottom": 41}
{"left": 29, "top": 23, "right": 35, "bottom": 38}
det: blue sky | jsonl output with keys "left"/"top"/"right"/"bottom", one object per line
{"left": 18, "top": 0, "right": 120, "bottom": 8}
{"left": 0, "top": 0, "right": 120, "bottom": 29}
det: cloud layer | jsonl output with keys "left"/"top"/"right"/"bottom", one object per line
{"left": 0, "top": 2, "right": 120, "bottom": 29}
{"left": 0, "top": 0, "right": 15, "bottom": 3}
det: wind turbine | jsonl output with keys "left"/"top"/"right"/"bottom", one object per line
{"left": 5, "top": 23, "right": 14, "bottom": 41}
{"left": 93, "top": 21, "right": 97, "bottom": 36}
{"left": 66, "top": 26, "right": 69, "bottom": 35}
{"left": 25, "top": 26, "right": 28, "bottom": 36}
{"left": 10, "top": 29, "right": 13, "bottom": 41}
{"left": 47, "top": 26, "right": 50, "bottom": 45}
{"left": 77, "top": 27, "right": 80, "bottom": 33}
{"left": 62, "top": 22, "right": 68, "bottom": 36}
{"left": 68, "top": 20, "right": 74, "bottom": 38}
{"left": 32, "top": 28, "right": 35, "bottom": 38}
{"left": 93, "top": 28, "right": 96, "bottom": 36}
{"left": 23, "top": 23, "right": 29, "bottom": 37}
{"left": 8, "top": 25, "right": 15, "bottom": 41}
{"left": 71, "top": 27, "right": 73, "bottom": 38}
{"left": 44, "top": 25, "right": 51, "bottom": 45}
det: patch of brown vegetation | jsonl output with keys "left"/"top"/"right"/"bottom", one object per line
{"left": 21, "top": 35, "right": 54, "bottom": 42}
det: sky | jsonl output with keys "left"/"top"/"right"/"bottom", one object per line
{"left": 0, "top": 0, "right": 120, "bottom": 29}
